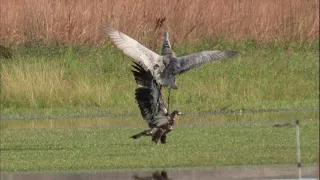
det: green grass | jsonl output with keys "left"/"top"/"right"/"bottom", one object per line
{"left": 0, "top": 40, "right": 319, "bottom": 119}
{"left": 1, "top": 119, "right": 318, "bottom": 171}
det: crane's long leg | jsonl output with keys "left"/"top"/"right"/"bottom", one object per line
{"left": 167, "top": 88, "right": 171, "bottom": 112}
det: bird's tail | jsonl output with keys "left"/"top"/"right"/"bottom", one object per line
{"left": 131, "top": 129, "right": 152, "bottom": 139}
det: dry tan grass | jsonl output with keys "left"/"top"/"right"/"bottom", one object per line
{"left": 0, "top": 0, "right": 318, "bottom": 45}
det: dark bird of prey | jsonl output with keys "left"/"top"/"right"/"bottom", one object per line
{"left": 103, "top": 24, "right": 238, "bottom": 109}
{"left": 130, "top": 62, "right": 182, "bottom": 144}
{"left": 103, "top": 25, "right": 238, "bottom": 89}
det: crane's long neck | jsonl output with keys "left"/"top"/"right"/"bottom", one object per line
{"left": 167, "top": 88, "right": 171, "bottom": 113}
{"left": 162, "top": 32, "right": 174, "bottom": 56}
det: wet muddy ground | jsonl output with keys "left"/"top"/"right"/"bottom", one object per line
{"left": 2, "top": 110, "right": 318, "bottom": 179}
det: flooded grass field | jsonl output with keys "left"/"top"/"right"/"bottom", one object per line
{"left": 1, "top": 109, "right": 318, "bottom": 129}
{"left": 1, "top": 110, "right": 319, "bottom": 179}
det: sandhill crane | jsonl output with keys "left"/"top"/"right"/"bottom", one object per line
{"left": 103, "top": 24, "right": 238, "bottom": 108}
{"left": 130, "top": 62, "right": 182, "bottom": 144}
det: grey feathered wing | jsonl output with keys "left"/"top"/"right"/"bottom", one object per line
{"left": 176, "top": 50, "right": 238, "bottom": 74}
{"left": 103, "top": 24, "right": 164, "bottom": 73}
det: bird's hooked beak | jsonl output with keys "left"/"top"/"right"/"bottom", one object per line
{"left": 177, "top": 111, "right": 183, "bottom": 116}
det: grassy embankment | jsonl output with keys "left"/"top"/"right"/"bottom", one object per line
{"left": 1, "top": 41, "right": 319, "bottom": 119}
{"left": 1, "top": 0, "right": 318, "bottom": 118}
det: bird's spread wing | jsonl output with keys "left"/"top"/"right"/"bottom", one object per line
{"left": 131, "top": 62, "right": 153, "bottom": 87}
{"left": 132, "top": 63, "right": 168, "bottom": 124}
{"left": 135, "top": 87, "right": 158, "bottom": 122}
{"left": 176, "top": 50, "right": 238, "bottom": 74}
{"left": 103, "top": 24, "right": 163, "bottom": 71}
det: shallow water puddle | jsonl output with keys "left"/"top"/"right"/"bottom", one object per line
{"left": 1, "top": 110, "right": 318, "bottom": 129}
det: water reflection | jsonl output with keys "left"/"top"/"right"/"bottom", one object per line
{"left": 1, "top": 165, "right": 318, "bottom": 180}
{"left": 133, "top": 170, "right": 170, "bottom": 180}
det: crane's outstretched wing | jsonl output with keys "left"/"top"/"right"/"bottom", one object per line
{"left": 132, "top": 63, "right": 168, "bottom": 124}
{"left": 176, "top": 50, "right": 238, "bottom": 74}
{"left": 103, "top": 24, "right": 163, "bottom": 72}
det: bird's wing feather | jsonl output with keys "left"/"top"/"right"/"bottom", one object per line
{"left": 103, "top": 24, "right": 162, "bottom": 71}
{"left": 132, "top": 63, "right": 168, "bottom": 124}
{"left": 176, "top": 50, "right": 238, "bottom": 74}
{"left": 131, "top": 62, "right": 153, "bottom": 87}
{"left": 135, "top": 87, "right": 157, "bottom": 122}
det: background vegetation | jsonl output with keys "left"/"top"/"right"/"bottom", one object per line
{"left": 0, "top": 0, "right": 318, "bottom": 45}
{"left": 1, "top": 0, "right": 319, "bottom": 119}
